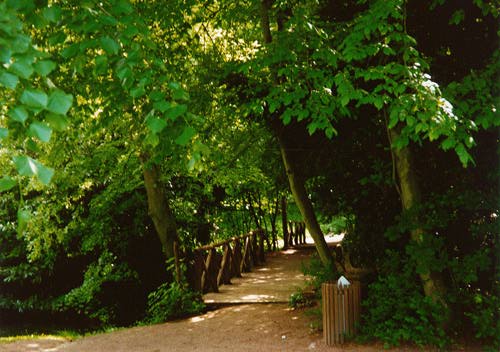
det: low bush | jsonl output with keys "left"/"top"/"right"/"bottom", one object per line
{"left": 144, "top": 282, "right": 205, "bottom": 324}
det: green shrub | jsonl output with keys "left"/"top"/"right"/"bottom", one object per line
{"left": 145, "top": 282, "right": 205, "bottom": 324}
{"left": 54, "top": 252, "right": 140, "bottom": 325}
{"left": 289, "top": 290, "right": 315, "bottom": 309}
{"left": 296, "top": 254, "right": 339, "bottom": 330}
{"left": 465, "top": 291, "right": 500, "bottom": 349}
{"left": 360, "top": 270, "right": 449, "bottom": 348}
{"left": 301, "top": 254, "right": 339, "bottom": 295}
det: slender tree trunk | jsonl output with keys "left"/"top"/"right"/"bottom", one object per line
{"left": 260, "top": 0, "right": 333, "bottom": 266}
{"left": 278, "top": 136, "right": 334, "bottom": 266}
{"left": 270, "top": 196, "right": 279, "bottom": 250}
{"left": 281, "top": 195, "right": 289, "bottom": 249}
{"left": 142, "top": 160, "right": 178, "bottom": 259}
{"left": 246, "top": 193, "right": 261, "bottom": 229}
{"left": 389, "top": 125, "right": 447, "bottom": 303}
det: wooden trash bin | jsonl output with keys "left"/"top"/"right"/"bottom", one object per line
{"left": 322, "top": 278, "right": 361, "bottom": 345}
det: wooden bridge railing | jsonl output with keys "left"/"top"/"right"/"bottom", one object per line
{"left": 285, "top": 221, "right": 306, "bottom": 247}
{"left": 186, "top": 229, "right": 266, "bottom": 294}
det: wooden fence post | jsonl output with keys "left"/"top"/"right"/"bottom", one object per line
{"left": 258, "top": 230, "right": 265, "bottom": 263}
{"left": 217, "top": 244, "right": 232, "bottom": 286}
{"left": 232, "top": 238, "right": 242, "bottom": 278}
{"left": 204, "top": 248, "right": 219, "bottom": 293}
{"left": 251, "top": 232, "right": 259, "bottom": 266}
{"left": 186, "top": 229, "right": 272, "bottom": 294}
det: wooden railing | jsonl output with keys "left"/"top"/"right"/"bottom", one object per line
{"left": 285, "top": 221, "right": 306, "bottom": 247}
{"left": 186, "top": 229, "right": 266, "bottom": 294}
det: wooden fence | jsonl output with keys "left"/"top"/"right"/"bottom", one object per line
{"left": 186, "top": 229, "right": 266, "bottom": 294}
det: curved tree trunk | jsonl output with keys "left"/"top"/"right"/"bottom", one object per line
{"left": 389, "top": 125, "right": 448, "bottom": 304}
{"left": 142, "top": 161, "right": 178, "bottom": 259}
{"left": 278, "top": 135, "right": 334, "bottom": 266}
{"left": 260, "top": 0, "right": 333, "bottom": 267}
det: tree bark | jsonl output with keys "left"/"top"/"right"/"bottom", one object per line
{"left": 260, "top": 0, "right": 334, "bottom": 266}
{"left": 278, "top": 135, "right": 334, "bottom": 266}
{"left": 389, "top": 125, "right": 447, "bottom": 303}
{"left": 142, "top": 161, "right": 178, "bottom": 259}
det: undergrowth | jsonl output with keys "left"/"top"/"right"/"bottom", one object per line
{"left": 144, "top": 282, "right": 205, "bottom": 324}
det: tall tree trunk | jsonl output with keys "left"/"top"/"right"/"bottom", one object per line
{"left": 260, "top": 0, "right": 333, "bottom": 266}
{"left": 388, "top": 125, "right": 447, "bottom": 303}
{"left": 278, "top": 135, "right": 334, "bottom": 266}
{"left": 142, "top": 161, "right": 178, "bottom": 259}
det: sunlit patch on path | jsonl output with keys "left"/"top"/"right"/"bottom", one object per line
{"left": 203, "top": 233, "right": 342, "bottom": 305}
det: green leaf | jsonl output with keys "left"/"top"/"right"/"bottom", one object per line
{"left": 455, "top": 143, "right": 473, "bottom": 167}
{"left": 373, "top": 96, "right": 384, "bottom": 110}
{"left": 153, "top": 100, "right": 172, "bottom": 112}
{"left": 122, "top": 25, "right": 140, "bottom": 39}
{"left": 28, "top": 121, "right": 52, "bottom": 142}
{"left": 100, "top": 36, "right": 120, "bottom": 55}
{"left": 117, "top": 66, "right": 133, "bottom": 80}
{"left": 0, "top": 176, "right": 17, "bottom": 192}
{"left": 144, "top": 132, "right": 159, "bottom": 147}
{"left": 173, "top": 88, "right": 190, "bottom": 101}
{"left": 20, "top": 89, "right": 48, "bottom": 109}
{"left": 441, "top": 137, "right": 455, "bottom": 151}
{"left": 60, "top": 43, "right": 79, "bottom": 59}
{"left": 150, "top": 91, "right": 165, "bottom": 101}
{"left": 45, "top": 113, "right": 69, "bottom": 131}
{"left": 10, "top": 60, "right": 34, "bottom": 79}
{"left": 130, "top": 86, "right": 146, "bottom": 98}
{"left": 146, "top": 117, "right": 167, "bottom": 134}
{"left": 308, "top": 122, "right": 318, "bottom": 135}
{"left": 101, "top": 15, "right": 118, "bottom": 26}
{"left": 269, "top": 100, "right": 278, "bottom": 113}
{"left": 9, "top": 106, "right": 29, "bottom": 124}
{"left": 94, "top": 55, "right": 108, "bottom": 75}
{"left": 165, "top": 104, "right": 187, "bottom": 120}
{"left": 282, "top": 110, "right": 292, "bottom": 125}
{"left": 0, "top": 72, "right": 19, "bottom": 89}
{"left": 48, "top": 33, "right": 66, "bottom": 45}
{"left": 175, "top": 126, "right": 196, "bottom": 146}
{"left": 115, "top": 0, "right": 134, "bottom": 14}
{"left": 325, "top": 126, "right": 337, "bottom": 139}
{"left": 449, "top": 9, "right": 465, "bottom": 25}
{"left": 17, "top": 209, "right": 31, "bottom": 235}
{"left": 42, "top": 6, "right": 62, "bottom": 22}
{"left": 13, "top": 156, "right": 54, "bottom": 184}
{"left": 13, "top": 155, "right": 37, "bottom": 177}
{"left": 168, "top": 82, "right": 181, "bottom": 90}
{"left": 0, "top": 48, "right": 11, "bottom": 64}
{"left": 388, "top": 106, "right": 401, "bottom": 128}
{"left": 0, "top": 128, "right": 8, "bottom": 140}
{"left": 34, "top": 60, "right": 56, "bottom": 77}
{"left": 11, "top": 35, "right": 31, "bottom": 54}
{"left": 26, "top": 139, "right": 41, "bottom": 153}
{"left": 340, "top": 95, "right": 350, "bottom": 107}
{"left": 47, "top": 90, "right": 73, "bottom": 115}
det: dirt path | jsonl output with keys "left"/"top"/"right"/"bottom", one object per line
{"left": 0, "top": 245, "right": 478, "bottom": 351}
{"left": 203, "top": 247, "right": 314, "bottom": 304}
{"left": 0, "top": 303, "right": 418, "bottom": 352}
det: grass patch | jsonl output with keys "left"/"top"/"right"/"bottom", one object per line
{"left": 0, "top": 333, "right": 73, "bottom": 344}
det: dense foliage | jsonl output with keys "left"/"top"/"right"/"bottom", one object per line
{"left": 1, "top": 0, "right": 498, "bottom": 348}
